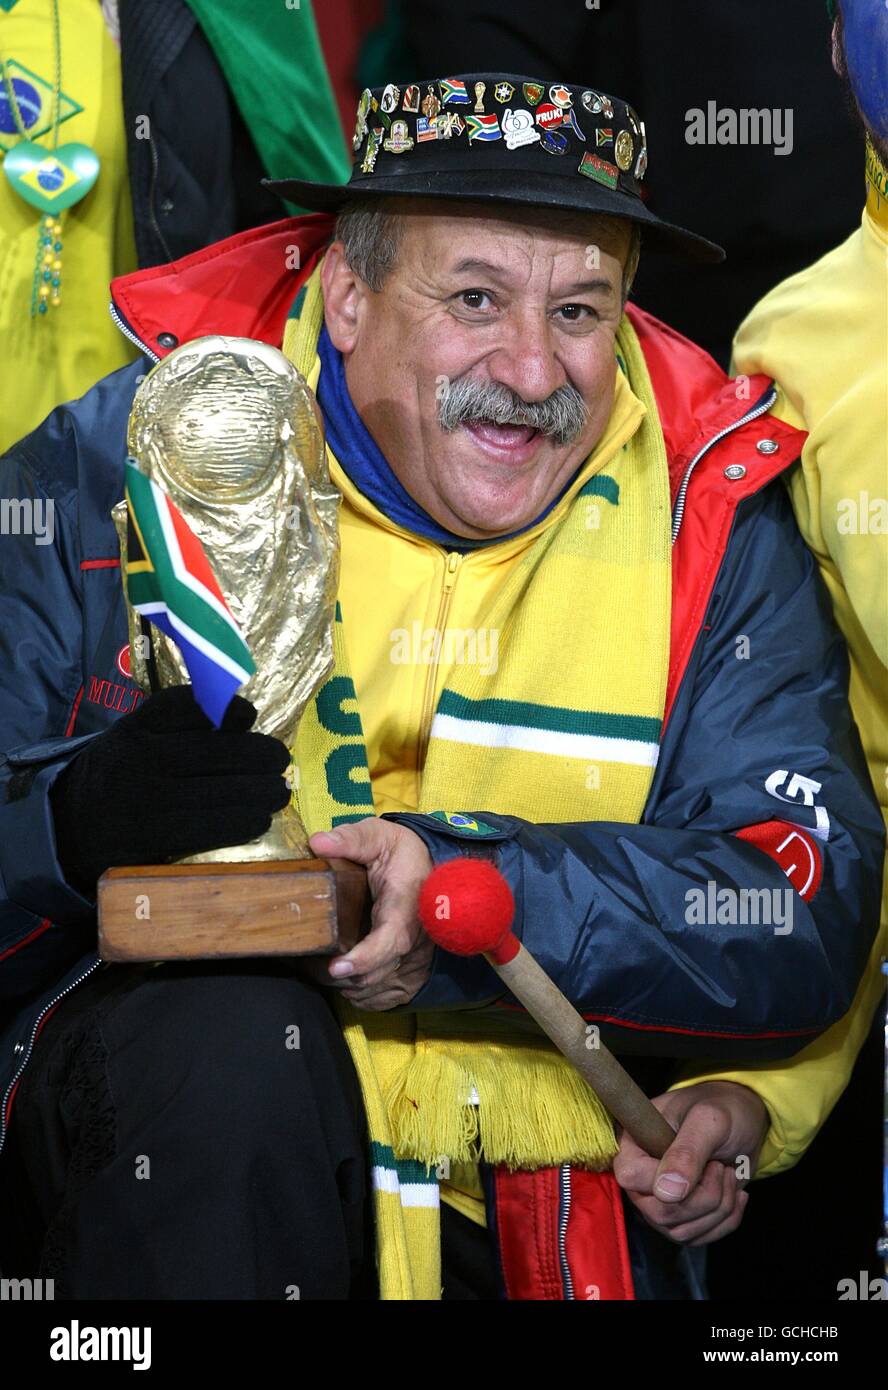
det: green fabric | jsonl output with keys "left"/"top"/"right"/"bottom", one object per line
{"left": 182, "top": 0, "right": 349, "bottom": 213}
{"left": 356, "top": 0, "right": 416, "bottom": 90}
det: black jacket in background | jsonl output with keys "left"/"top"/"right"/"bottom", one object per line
{"left": 119, "top": 0, "right": 285, "bottom": 267}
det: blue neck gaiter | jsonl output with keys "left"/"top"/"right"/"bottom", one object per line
{"left": 314, "top": 321, "right": 578, "bottom": 552}
{"left": 841, "top": 1, "right": 888, "bottom": 146}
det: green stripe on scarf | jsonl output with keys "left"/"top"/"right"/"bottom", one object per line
{"left": 284, "top": 259, "right": 673, "bottom": 1300}
{"left": 435, "top": 691, "right": 662, "bottom": 743}
{"left": 578, "top": 474, "right": 620, "bottom": 504}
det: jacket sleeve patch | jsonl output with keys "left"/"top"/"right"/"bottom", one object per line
{"left": 735, "top": 820, "right": 823, "bottom": 901}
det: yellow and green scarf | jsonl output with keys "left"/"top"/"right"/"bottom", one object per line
{"left": 283, "top": 264, "right": 672, "bottom": 1299}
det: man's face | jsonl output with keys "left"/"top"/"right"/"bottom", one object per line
{"left": 321, "top": 201, "right": 631, "bottom": 539}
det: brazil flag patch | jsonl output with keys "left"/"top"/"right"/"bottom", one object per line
{"left": 428, "top": 811, "right": 499, "bottom": 836}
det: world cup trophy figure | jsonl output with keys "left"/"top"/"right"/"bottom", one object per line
{"left": 100, "top": 336, "right": 367, "bottom": 961}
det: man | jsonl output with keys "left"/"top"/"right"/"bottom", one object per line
{"left": 0, "top": 73, "right": 883, "bottom": 1300}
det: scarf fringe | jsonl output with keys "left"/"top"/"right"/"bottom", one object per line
{"left": 385, "top": 1044, "right": 619, "bottom": 1171}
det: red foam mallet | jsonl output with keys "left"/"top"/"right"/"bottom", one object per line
{"left": 419, "top": 858, "right": 674, "bottom": 1159}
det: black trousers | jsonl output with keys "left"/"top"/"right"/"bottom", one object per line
{"left": 0, "top": 962, "right": 497, "bottom": 1300}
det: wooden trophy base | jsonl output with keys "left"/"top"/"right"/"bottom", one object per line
{"left": 97, "top": 857, "right": 369, "bottom": 962}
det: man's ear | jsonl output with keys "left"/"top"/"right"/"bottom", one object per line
{"left": 321, "top": 243, "right": 365, "bottom": 354}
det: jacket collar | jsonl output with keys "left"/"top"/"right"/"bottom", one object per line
{"left": 111, "top": 214, "right": 336, "bottom": 362}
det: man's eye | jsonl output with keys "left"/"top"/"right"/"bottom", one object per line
{"left": 457, "top": 289, "right": 493, "bottom": 311}
{"left": 555, "top": 304, "right": 594, "bottom": 322}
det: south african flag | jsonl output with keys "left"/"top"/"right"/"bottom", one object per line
{"left": 124, "top": 459, "right": 255, "bottom": 728}
{"left": 439, "top": 77, "right": 469, "bottom": 104}
{"left": 466, "top": 112, "right": 502, "bottom": 142}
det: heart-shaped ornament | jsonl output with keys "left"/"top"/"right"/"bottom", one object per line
{"left": 3, "top": 140, "right": 100, "bottom": 213}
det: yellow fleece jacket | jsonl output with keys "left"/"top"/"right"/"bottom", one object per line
{"left": 671, "top": 162, "right": 888, "bottom": 1177}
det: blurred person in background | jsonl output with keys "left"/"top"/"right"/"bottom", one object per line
{"left": 721, "top": 0, "right": 888, "bottom": 1300}
{"left": 0, "top": 0, "right": 347, "bottom": 452}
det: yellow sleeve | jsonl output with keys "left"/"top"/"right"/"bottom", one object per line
{"left": 792, "top": 459, "right": 888, "bottom": 673}
{"left": 668, "top": 919, "right": 887, "bottom": 1178}
{"left": 723, "top": 301, "right": 888, "bottom": 1177}
{"left": 732, "top": 340, "right": 888, "bottom": 670}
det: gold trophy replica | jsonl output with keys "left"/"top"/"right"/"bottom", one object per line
{"left": 97, "top": 337, "right": 368, "bottom": 962}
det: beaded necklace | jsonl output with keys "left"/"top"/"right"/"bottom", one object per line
{"left": 0, "top": 0, "right": 101, "bottom": 316}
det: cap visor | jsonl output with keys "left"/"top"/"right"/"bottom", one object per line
{"left": 264, "top": 171, "right": 725, "bottom": 264}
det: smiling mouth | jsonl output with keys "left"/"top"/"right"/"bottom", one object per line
{"left": 462, "top": 420, "right": 542, "bottom": 458}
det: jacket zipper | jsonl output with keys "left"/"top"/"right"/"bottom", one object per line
{"left": 109, "top": 301, "right": 159, "bottom": 362}
{"left": 558, "top": 1163, "right": 575, "bottom": 1299}
{"left": 147, "top": 134, "right": 174, "bottom": 267}
{"left": 671, "top": 385, "right": 778, "bottom": 544}
{"left": 0, "top": 957, "right": 103, "bottom": 1159}
{"left": 416, "top": 550, "right": 462, "bottom": 774}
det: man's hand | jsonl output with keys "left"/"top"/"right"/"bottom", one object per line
{"left": 49, "top": 687, "right": 291, "bottom": 897}
{"left": 309, "top": 817, "right": 434, "bottom": 1010}
{"left": 613, "top": 1081, "right": 769, "bottom": 1246}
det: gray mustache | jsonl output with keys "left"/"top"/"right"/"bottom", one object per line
{"left": 437, "top": 377, "right": 589, "bottom": 447}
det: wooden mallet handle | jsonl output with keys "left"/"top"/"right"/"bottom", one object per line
{"left": 418, "top": 858, "right": 675, "bottom": 1160}
{"left": 492, "top": 936, "right": 675, "bottom": 1159}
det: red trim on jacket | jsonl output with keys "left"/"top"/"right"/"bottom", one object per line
{"left": 735, "top": 819, "right": 823, "bottom": 902}
{"left": 493, "top": 998, "right": 820, "bottom": 1041}
{"left": 626, "top": 305, "right": 807, "bottom": 727}
{"left": 567, "top": 1169, "right": 635, "bottom": 1301}
{"left": 0, "top": 918, "right": 52, "bottom": 963}
{"left": 112, "top": 214, "right": 335, "bottom": 361}
{"left": 494, "top": 1166, "right": 634, "bottom": 1300}
{"left": 495, "top": 1166, "right": 564, "bottom": 1299}
{"left": 3, "top": 997, "right": 62, "bottom": 1130}
{"left": 64, "top": 685, "right": 84, "bottom": 738}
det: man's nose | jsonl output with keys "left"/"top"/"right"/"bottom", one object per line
{"left": 485, "top": 310, "right": 566, "bottom": 404}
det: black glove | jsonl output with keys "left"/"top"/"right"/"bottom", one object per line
{"left": 50, "top": 686, "right": 291, "bottom": 896}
